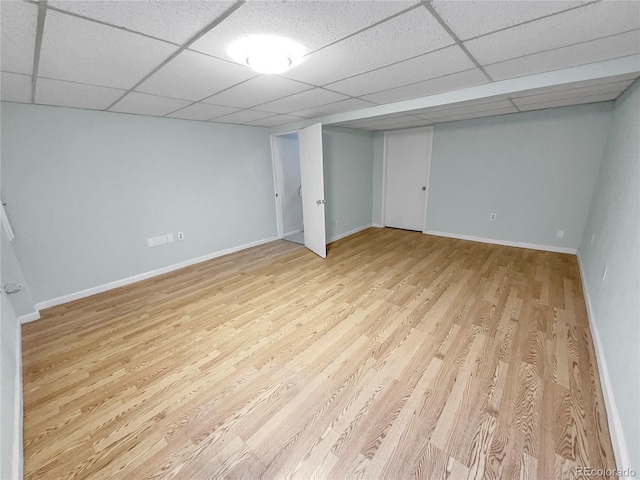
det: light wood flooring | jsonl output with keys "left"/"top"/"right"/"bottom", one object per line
{"left": 22, "top": 228, "right": 616, "bottom": 479}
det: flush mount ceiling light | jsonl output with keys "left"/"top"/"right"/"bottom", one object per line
{"left": 228, "top": 34, "right": 306, "bottom": 74}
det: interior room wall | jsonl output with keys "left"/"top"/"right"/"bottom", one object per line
{"left": 1, "top": 220, "right": 37, "bottom": 319}
{"left": 322, "top": 126, "right": 374, "bottom": 241}
{"left": 425, "top": 103, "right": 613, "bottom": 250}
{"left": 371, "top": 132, "right": 384, "bottom": 227}
{"left": 1, "top": 228, "right": 23, "bottom": 480}
{"left": 1, "top": 102, "right": 278, "bottom": 307}
{"left": 276, "top": 135, "right": 303, "bottom": 236}
{"left": 578, "top": 79, "right": 640, "bottom": 472}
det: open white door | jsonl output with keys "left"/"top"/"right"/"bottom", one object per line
{"left": 299, "top": 123, "right": 326, "bottom": 258}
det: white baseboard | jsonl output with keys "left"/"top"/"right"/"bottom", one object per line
{"left": 327, "top": 224, "right": 372, "bottom": 244}
{"left": 19, "top": 311, "right": 40, "bottom": 324}
{"left": 13, "top": 317, "right": 23, "bottom": 480}
{"left": 576, "top": 251, "right": 629, "bottom": 471}
{"left": 423, "top": 230, "right": 577, "bottom": 254}
{"left": 283, "top": 229, "right": 303, "bottom": 237}
{"left": 34, "top": 236, "right": 279, "bottom": 312}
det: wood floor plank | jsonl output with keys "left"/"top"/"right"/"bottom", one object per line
{"left": 22, "top": 228, "right": 616, "bottom": 479}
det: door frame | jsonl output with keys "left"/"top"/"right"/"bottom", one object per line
{"left": 270, "top": 129, "right": 300, "bottom": 239}
{"left": 381, "top": 126, "right": 434, "bottom": 233}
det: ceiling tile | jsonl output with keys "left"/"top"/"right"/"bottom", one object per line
{"left": 109, "top": 92, "right": 192, "bottom": 117}
{"left": 35, "top": 78, "right": 126, "bottom": 110}
{"left": 409, "top": 96, "right": 510, "bottom": 116}
{"left": 347, "top": 115, "right": 432, "bottom": 131}
{"left": 246, "top": 114, "right": 306, "bottom": 127}
{"left": 48, "top": 1, "right": 232, "bottom": 45}
{"left": 255, "top": 88, "right": 349, "bottom": 114}
{"left": 212, "top": 109, "right": 275, "bottom": 124}
{"left": 136, "top": 50, "right": 256, "bottom": 101}
{"left": 1, "top": 72, "right": 31, "bottom": 103}
{"left": 361, "top": 69, "right": 488, "bottom": 104}
{"left": 417, "top": 100, "right": 515, "bottom": 120}
{"left": 290, "top": 98, "right": 376, "bottom": 119}
{"left": 512, "top": 74, "right": 639, "bottom": 98}
{"left": 190, "top": 1, "right": 415, "bottom": 60}
{"left": 514, "top": 92, "right": 620, "bottom": 111}
{"left": 39, "top": 11, "right": 178, "bottom": 90}
{"left": 431, "top": 1, "right": 586, "bottom": 41}
{"left": 512, "top": 81, "right": 631, "bottom": 106}
{"left": 203, "top": 75, "right": 312, "bottom": 109}
{"left": 465, "top": 2, "right": 640, "bottom": 65}
{"left": 428, "top": 106, "right": 518, "bottom": 124}
{"left": 281, "top": 8, "right": 455, "bottom": 85}
{"left": 485, "top": 30, "right": 640, "bottom": 80}
{"left": 326, "top": 46, "right": 475, "bottom": 97}
{"left": 165, "top": 102, "right": 238, "bottom": 121}
{"left": 0, "top": 1, "right": 37, "bottom": 74}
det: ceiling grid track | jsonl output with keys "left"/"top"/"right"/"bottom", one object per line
{"left": 30, "top": 0, "right": 47, "bottom": 103}
{"left": 104, "top": 0, "right": 247, "bottom": 111}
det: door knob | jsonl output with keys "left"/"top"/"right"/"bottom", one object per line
{"left": 422, "top": 186, "right": 426, "bottom": 191}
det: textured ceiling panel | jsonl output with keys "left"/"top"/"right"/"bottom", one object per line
{"left": 109, "top": 92, "right": 192, "bottom": 117}
{"left": 425, "top": 106, "right": 518, "bottom": 123}
{"left": 1, "top": 72, "right": 32, "bottom": 103}
{"left": 361, "top": 69, "right": 488, "bottom": 104}
{"left": 48, "top": 1, "right": 232, "bottom": 44}
{"left": 516, "top": 92, "right": 619, "bottom": 111}
{"left": 326, "top": 45, "right": 475, "bottom": 97}
{"left": 203, "top": 75, "right": 312, "bottom": 109}
{"left": 36, "top": 77, "right": 126, "bottom": 110}
{"left": 136, "top": 50, "right": 256, "bottom": 101}
{"left": 255, "top": 88, "right": 349, "bottom": 114}
{"left": 431, "top": 1, "right": 586, "bottom": 41}
{"left": 512, "top": 81, "right": 632, "bottom": 106}
{"left": 465, "top": 1, "right": 640, "bottom": 65}
{"left": 0, "top": 0, "right": 38, "bottom": 75}
{"left": 39, "top": 11, "right": 178, "bottom": 90}
{"left": 281, "top": 8, "right": 455, "bottom": 85}
{"left": 416, "top": 100, "right": 515, "bottom": 120}
{"left": 246, "top": 114, "right": 307, "bottom": 127}
{"left": 213, "top": 109, "right": 276, "bottom": 124}
{"left": 165, "top": 102, "right": 239, "bottom": 121}
{"left": 190, "top": 1, "right": 415, "bottom": 61}
{"left": 486, "top": 30, "right": 640, "bottom": 81}
{"left": 290, "top": 98, "right": 376, "bottom": 119}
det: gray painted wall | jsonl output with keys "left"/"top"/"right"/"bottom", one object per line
{"left": 1, "top": 228, "right": 23, "bottom": 480}
{"left": 1, "top": 221, "right": 37, "bottom": 318}
{"left": 322, "top": 127, "right": 374, "bottom": 240}
{"left": 578, "top": 80, "right": 640, "bottom": 471}
{"left": 426, "top": 103, "right": 613, "bottom": 249}
{"left": 371, "top": 132, "right": 384, "bottom": 226}
{"left": 1, "top": 103, "right": 277, "bottom": 305}
{"left": 276, "top": 136, "right": 303, "bottom": 235}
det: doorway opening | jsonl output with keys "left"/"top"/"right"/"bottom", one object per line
{"left": 271, "top": 124, "right": 327, "bottom": 258}
{"left": 272, "top": 133, "right": 304, "bottom": 245}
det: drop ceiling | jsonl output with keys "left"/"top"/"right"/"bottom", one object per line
{"left": 1, "top": 0, "right": 639, "bottom": 131}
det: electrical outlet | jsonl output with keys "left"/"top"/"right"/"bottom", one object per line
{"left": 490, "top": 213, "right": 496, "bottom": 221}
{"left": 556, "top": 229, "right": 565, "bottom": 238}
{"left": 178, "top": 232, "right": 184, "bottom": 240}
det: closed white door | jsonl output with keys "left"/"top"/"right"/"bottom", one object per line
{"left": 384, "top": 127, "right": 433, "bottom": 231}
{"left": 299, "top": 123, "right": 327, "bottom": 258}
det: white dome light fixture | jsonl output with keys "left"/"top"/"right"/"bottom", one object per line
{"left": 228, "top": 34, "right": 306, "bottom": 74}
